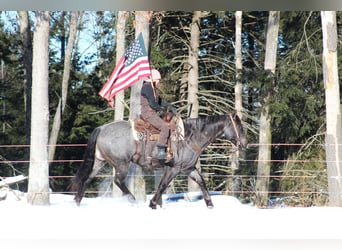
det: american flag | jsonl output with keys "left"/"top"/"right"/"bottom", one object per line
{"left": 99, "top": 32, "right": 151, "bottom": 107}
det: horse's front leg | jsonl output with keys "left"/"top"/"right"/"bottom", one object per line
{"left": 188, "top": 168, "right": 214, "bottom": 208}
{"left": 149, "top": 167, "right": 180, "bottom": 209}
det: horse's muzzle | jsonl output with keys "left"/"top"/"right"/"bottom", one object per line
{"left": 239, "top": 137, "right": 248, "bottom": 150}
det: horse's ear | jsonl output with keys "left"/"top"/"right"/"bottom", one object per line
{"left": 232, "top": 111, "right": 242, "bottom": 123}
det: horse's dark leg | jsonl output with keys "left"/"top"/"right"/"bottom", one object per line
{"left": 188, "top": 168, "right": 214, "bottom": 208}
{"left": 71, "top": 127, "right": 102, "bottom": 206}
{"left": 149, "top": 167, "right": 180, "bottom": 209}
{"left": 75, "top": 159, "right": 105, "bottom": 206}
{"left": 113, "top": 163, "right": 136, "bottom": 203}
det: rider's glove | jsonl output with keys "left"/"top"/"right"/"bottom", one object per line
{"left": 168, "top": 105, "right": 177, "bottom": 114}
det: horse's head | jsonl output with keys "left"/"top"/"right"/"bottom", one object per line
{"left": 224, "top": 112, "right": 248, "bottom": 150}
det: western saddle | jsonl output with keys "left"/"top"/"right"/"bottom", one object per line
{"left": 131, "top": 111, "right": 181, "bottom": 165}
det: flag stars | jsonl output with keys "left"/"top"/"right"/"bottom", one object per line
{"left": 125, "top": 40, "right": 145, "bottom": 66}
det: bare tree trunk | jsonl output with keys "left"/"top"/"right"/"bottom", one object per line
{"left": 188, "top": 11, "right": 202, "bottom": 192}
{"left": 112, "top": 11, "right": 128, "bottom": 198}
{"left": 127, "top": 11, "right": 152, "bottom": 203}
{"left": 228, "top": 11, "right": 243, "bottom": 195}
{"left": 48, "top": 11, "right": 79, "bottom": 163}
{"left": 129, "top": 11, "right": 151, "bottom": 119}
{"left": 18, "top": 11, "right": 32, "bottom": 146}
{"left": 27, "top": 11, "right": 50, "bottom": 205}
{"left": 114, "top": 11, "right": 128, "bottom": 121}
{"left": 187, "top": 11, "right": 201, "bottom": 119}
{"left": 321, "top": 11, "right": 342, "bottom": 206}
{"left": 234, "top": 11, "right": 243, "bottom": 119}
{"left": 255, "top": 11, "right": 280, "bottom": 208}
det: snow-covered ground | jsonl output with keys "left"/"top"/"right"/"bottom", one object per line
{"left": 1, "top": 190, "right": 341, "bottom": 249}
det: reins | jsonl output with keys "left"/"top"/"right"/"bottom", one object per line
{"left": 186, "top": 114, "right": 242, "bottom": 154}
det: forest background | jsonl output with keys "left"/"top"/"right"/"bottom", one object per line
{"left": 0, "top": 11, "right": 341, "bottom": 208}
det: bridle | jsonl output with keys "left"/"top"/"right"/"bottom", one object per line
{"left": 228, "top": 113, "right": 242, "bottom": 148}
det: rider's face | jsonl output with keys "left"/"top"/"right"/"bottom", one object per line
{"left": 154, "top": 79, "right": 160, "bottom": 88}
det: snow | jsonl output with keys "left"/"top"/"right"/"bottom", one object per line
{"left": 1, "top": 190, "right": 342, "bottom": 249}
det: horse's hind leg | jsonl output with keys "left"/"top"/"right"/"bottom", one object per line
{"left": 187, "top": 168, "right": 214, "bottom": 208}
{"left": 75, "top": 158, "right": 105, "bottom": 205}
{"left": 113, "top": 162, "right": 136, "bottom": 203}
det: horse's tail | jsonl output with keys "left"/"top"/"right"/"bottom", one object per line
{"left": 69, "top": 127, "right": 101, "bottom": 205}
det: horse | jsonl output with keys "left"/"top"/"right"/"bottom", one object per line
{"left": 70, "top": 112, "right": 247, "bottom": 209}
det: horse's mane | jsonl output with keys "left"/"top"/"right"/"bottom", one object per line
{"left": 182, "top": 115, "right": 228, "bottom": 139}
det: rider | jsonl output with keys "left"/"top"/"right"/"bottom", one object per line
{"left": 140, "top": 69, "right": 176, "bottom": 161}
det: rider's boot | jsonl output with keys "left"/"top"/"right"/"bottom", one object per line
{"left": 157, "top": 145, "right": 167, "bottom": 161}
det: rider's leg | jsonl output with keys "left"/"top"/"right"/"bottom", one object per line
{"left": 142, "top": 113, "right": 170, "bottom": 161}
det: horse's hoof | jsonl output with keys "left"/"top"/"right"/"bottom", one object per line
{"left": 206, "top": 200, "right": 214, "bottom": 209}
{"left": 74, "top": 197, "right": 81, "bottom": 206}
{"left": 127, "top": 195, "right": 136, "bottom": 203}
{"left": 165, "top": 158, "right": 174, "bottom": 167}
{"left": 149, "top": 200, "right": 157, "bottom": 209}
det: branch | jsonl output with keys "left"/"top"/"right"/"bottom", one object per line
{"left": 0, "top": 175, "right": 27, "bottom": 188}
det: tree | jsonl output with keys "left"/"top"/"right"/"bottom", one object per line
{"left": 114, "top": 11, "right": 128, "bottom": 121}
{"left": 255, "top": 11, "right": 280, "bottom": 208}
{"left": 234, "top": 11, "right": 243, "bottom": 119}
{"left": 0, "top": 12, "right": 31, "bottom": 179}
{"left": 18, "top": 11, "right": 32, "bottom": 146}
{"left": 187, "top": 11, "right": 201, "bottom": 120}
{"left": 268, "top": 12, "right": 326, "bottom": 206}
{"left": 27, "top": 11, "right": 50, "bottom": 205}
{"left": 129, "top": 11, "right": 152, "bottom": 120}
{"left": 48, "top": 11, "right": 79, "bottom": 163}
{"left": 112, "top": 11, "right": 129, "bottom": 197}
{"left": 321, "top": 11, "right": 342, "bottom": 206}
{"left": 126, "top": 11, "right": 153, "bottom": 202}
{"left": 227, "top": 11, "right": 243, "bottom": 194}
{"left": 48, "top": 11, "right": 116, "bottom": 193}
{"left": 188, "top": 11, "right": 202, "bottom": 192}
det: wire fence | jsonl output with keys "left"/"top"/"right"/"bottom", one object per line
{"left": 0, "top": 143, "right": 330, "bottom": 207}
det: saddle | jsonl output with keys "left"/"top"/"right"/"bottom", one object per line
{"left": 133, "top": 117, "right": 161, "bottom": 141}
{"left": 130, "top": 112, "right": 184, "bottom": 166}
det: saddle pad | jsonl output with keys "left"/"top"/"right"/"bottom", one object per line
{"left": 171, "top": 115, "right": 185, "bottom": 141}
{"left": 130, "top": 119, "right": 144, "bottom": 141}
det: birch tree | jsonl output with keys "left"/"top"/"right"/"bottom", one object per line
{"left": 114, "top": 11, "right": 129, "bottom": 121}
{"left": 127, "top": 11, "right": 153, "bottom": 202}
{"left": 48, "top": 11, "right": 79, "bottom": 162}
{"left": 188, "top": 11, "right": 202, "bottom": 192}
{"left": 255, "top": 11, "right": 280, "bottom": 208}
{"left": 227, "top": 10, "right": 243, "bottom": 194}
{"left": 112, "top": 11, "right": 129, "bottom": 197}
{"left": 27, "top": 11, "right": 50, "bottom": 205}
{"left": 321, "top": 11, "right": 342, "bottom": 206}
{"left": 234, "top": 11, "right": 243, "bottom": 120}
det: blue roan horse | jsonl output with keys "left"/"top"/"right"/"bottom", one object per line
{"left": 70, "top": 112, "right": 247, "bottom": 209}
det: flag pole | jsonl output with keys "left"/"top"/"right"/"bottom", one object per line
{"left": 150, "top": 67, "right": 158, "bottom": 101}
